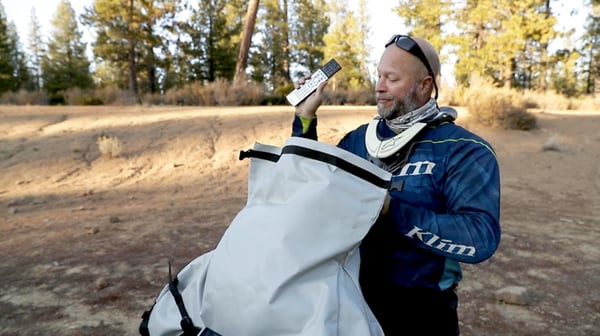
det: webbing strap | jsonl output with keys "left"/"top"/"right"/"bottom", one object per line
{"left": 139, "top": 263, "right": 223, "bottom": 336}
{"left": 139, "top": 307, "right": 153, "bottom": 336}
{"left": 240, "top": 145, "right": 391, "bottom": 189}
{"left": 238, "top": 149, "right": 280, "bottom": 162}
{"left": 281, "top": 145, "right": 391, "bottom": 189}
{"left": 168, "top": 262, "right": 202, "bottom": 336}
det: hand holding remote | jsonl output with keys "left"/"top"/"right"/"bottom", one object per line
{"left": 293, "top": 76, "right": 328, "bottom": 118}
{"left": 287, "top": 59, "right": 342, "bottom": 117}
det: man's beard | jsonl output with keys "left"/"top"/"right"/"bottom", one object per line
{"left": 377, "top": 85, "right": 420, "bottom": 120}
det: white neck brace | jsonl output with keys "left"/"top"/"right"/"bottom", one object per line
{"left": 365, "top": 120, "right": 427, "bottom": 158}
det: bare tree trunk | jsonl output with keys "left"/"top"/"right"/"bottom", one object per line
{"left": 538, "top": 0, "right": 551, "bottom": 92}
{"left": 147, "top": 60, "right": 156, "bottom": 94}
{"left": 282, "top": 0, "right": 290, "bottom": 82}
{"left": 594, "top": 56, "right": 600, "bottom": 96}
{"left": 128, "top": 0, "right": 139, "bottom": 97}
{"left": 234, "top": 0, "right": 259, "bottom": 82}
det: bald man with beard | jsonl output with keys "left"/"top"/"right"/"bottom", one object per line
{"left": 291, "top": 35, "right": 501, "bottom": 335}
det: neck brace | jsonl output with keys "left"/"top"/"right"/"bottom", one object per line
{"left": 365, "top": 119, "right": 427, "bottom": 158}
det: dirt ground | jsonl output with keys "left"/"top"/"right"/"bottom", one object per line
{"left": 0, "top": 105, "right": 599, "bottom": 336}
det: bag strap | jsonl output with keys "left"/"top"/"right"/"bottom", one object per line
{"left": 238, "top": 149, "right": 280, "bottom": 162}
{"left": 139, "top": 304, "right": 154, "bottom": 336}
{"left": 240, "top": 145, "right": 392, "bottom": 190}
{"left": 166, "top": 262, "right": 203, "bottom": 336}
{"left": 139, "top": 262, "right": 223, "bottom": 336}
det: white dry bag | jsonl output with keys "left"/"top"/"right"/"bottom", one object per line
{"left": 141, "top": 137, "right": 392, "bottom": 336}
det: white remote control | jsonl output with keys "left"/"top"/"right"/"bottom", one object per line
{"left": 286, "top": 59, "right": 342, "bottom": 106}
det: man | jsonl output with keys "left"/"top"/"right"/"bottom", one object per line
{"left": 291, "top": 35, "right": 501, "bottom": 335}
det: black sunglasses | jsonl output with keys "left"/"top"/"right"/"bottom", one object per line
{"left": 385, "top": 34, "right": 438, "bottom": 100}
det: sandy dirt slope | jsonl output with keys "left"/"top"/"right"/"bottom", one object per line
{"left": 0, "top": 105, "right": 599, "bottom": 335}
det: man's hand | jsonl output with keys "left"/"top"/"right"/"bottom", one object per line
{"left": 294, "top": 74, "right": 328, "bottom": 118}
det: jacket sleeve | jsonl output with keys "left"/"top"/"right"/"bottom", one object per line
{"left": 291, "top": 115, "right": 318, "bottom": 140}
{"left": 389, "top": 140, "right": 501, "bottom": 264}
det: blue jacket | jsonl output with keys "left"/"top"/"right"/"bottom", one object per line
{"left": 292, "top": 115, "right": 501, "bottom": 291}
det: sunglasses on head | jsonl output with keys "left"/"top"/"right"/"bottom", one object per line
{"left": 385, "top": 34, "right": 438, "bottom": 100}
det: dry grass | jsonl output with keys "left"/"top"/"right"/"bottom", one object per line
{"left": 159, "top": 79, "right": 265, "bottom": 106}
{"left": 96, "top": 135, "right": 123, "bottom": 158}
{"left": 2, "top": 79, "right": 598, "bottom": 119}
{"left": 0, "top": 89, "right": 50, "bottom": 105}
{"left": 465, "top": 88, "right": 537, "bottom": 130}
{"left": 456, "top": 79, "right": 538, "bottom": 130}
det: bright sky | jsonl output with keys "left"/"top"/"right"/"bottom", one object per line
{"left": 3, "top": 0, "right": 93, "bottom": 46}
{"left": 4, "top": 0, "right": 89, "bottom": 33}
{"left": 3, "top": 0, "right": 395, "bottom": 61}
{"left": 3, "top": 0, "right": 587, "bottom": 84}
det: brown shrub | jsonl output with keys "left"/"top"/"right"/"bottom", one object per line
{"left": 212, "top": 79, "right": 264, "bottom": 106}
{"left": 143, "top": 93, "right": 165, "bottom": 106}
{"left": 465, "top": 87, "right": 537, "bottom": 130}
{"left": 569, "top": 95, "right": 600, "bottom": 111}
{"left": 522, "top": 90, "right": 571, "bottom": 110}
{"left": 345, "top": 87, "right": 376, "bottom": 105}
{"left": 321, "top": 87, "right": 375, "bottom": 105}
{"left": 94, "top": 86, "right": 138, "bottom": 105}
{"left": 162, "top": 82, "right": 208, "bottom": 105}
{"left": 157, "top": 80, "right": 266, "bottom": 106}
{"left": 64, "top": 88, "right": 104, "bottom": 105}
{"left": 0, "top": 89, "right": 50, "bottom": 105}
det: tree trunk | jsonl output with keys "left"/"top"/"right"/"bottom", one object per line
{"left": 145, "top": 31, "right": 156, "bottom": 94}
{"left": 234, "top": 0, "right": 259, "bottom": 82}
{"left": 128, "top": 0, "right": 139, "bottom": 98}
{"left": 538, "top": 0, "right": 551, "bottom": 92}
{"left": 282, "top": 0, "right": 290, "bottom": 82}
{"left": 148, "top": 61, "right": 156, "bottom": 94}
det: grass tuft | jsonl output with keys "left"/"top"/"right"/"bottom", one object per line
{"left": 97, "top": 135, "right": 123, "bottom": 159}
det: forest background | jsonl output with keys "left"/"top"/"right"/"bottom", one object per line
{"left": 2, "top": 2, "right": 600, "bottom": 334}
{"left": 0, "top": 0, "right": 600, "bottom": 110}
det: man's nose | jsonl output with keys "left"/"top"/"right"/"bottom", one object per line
{"left": 376, "top": 79, "right": 385, "bottom": 92}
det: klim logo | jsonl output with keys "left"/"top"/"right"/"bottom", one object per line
{"left": 405, "top": 226, "right": 476, "bottom": 257}
{"left": 398, "top": 160, "right": 435, "bottom": 176}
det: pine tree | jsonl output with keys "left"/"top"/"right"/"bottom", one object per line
{"left": 255, "top": 0, "right": 291, "bottom": 88}
{"left": 187, "top": 0, "right": 241, "bottom": 83}
{"left": 42, "top": 0, "right": 93, "bottom": 99}
{"left": 136, "top": 0, "right": 181, "bottom": 94}
{"left": 499, "top": 1, "right": 557, "bottom": 90}
{"left": 290, "top": 0, "right": 329, "bottom": 77}
{"left": 159, "top": 1, "right": 190, "bottom": 91}
{"left": 28, "top": 8, "right": 45, "bottom": 91}
{"left": 449, "top": 0, "right": 500, "bottom": 86}
{"left": 83, "top": 0, "right": 140, "bottom": 95}
{"left": 0, "top": 3, "right": 15, "bottom": 94}
{"left": 395, "top": 0, "right": 445, "bottom": 55}
{"left": 354, "top": 0, "right": 371, "bottom": 87}
{"left": 323, "top": 0, "right": 369, "bottom": 90}
{"left": 160, "top": 0, "right": 196, "bottom": 91}
{"left": 581, "top": 1, "right": 600, "bottom": 95}
{"left": 7, "top": 21, "right": 30, "bottom": 91}
{"left": 549, "top": 47, "right": 581, "bottom": 97}
{"left": 448, "top": 0, "right": 559, "bottom": 89}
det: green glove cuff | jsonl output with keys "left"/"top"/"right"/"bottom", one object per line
{"left": 299, "top": 116, "right": 314, "bottom": 134}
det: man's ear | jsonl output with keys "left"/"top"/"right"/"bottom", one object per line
{"left": 420, "top": 75, "right": 434, "bottom": 97}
